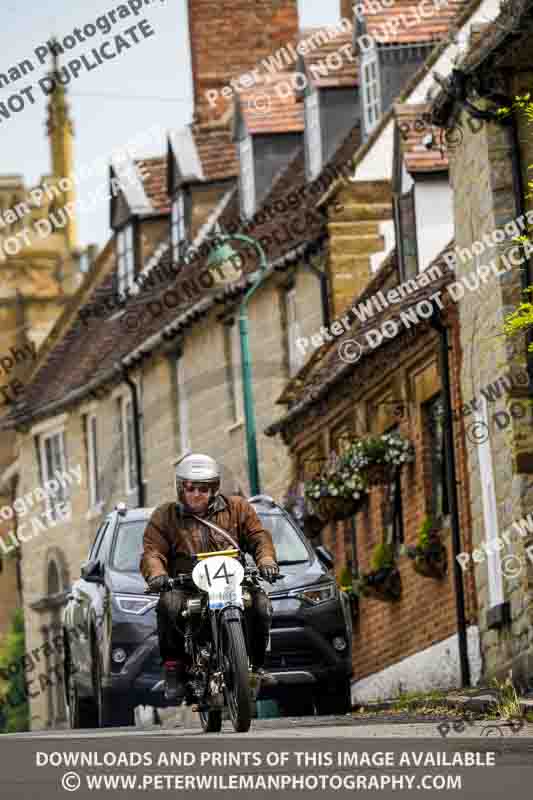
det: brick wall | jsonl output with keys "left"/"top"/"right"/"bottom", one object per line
{"left": 188, "top": 0, "right": 299, "bottom": 122}
{"left": 288, "top": 315, "right": 477, "bottom": 694}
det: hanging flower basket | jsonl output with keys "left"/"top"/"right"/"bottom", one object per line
{"left": 303, "top": 450, "right": 368, "bottom": 523}
{"left": 315, "top": 494, "right": 364, "bottom": 522}
{"left": 402, "top": 517, "right": 448, "bottom": 580}
{"left": 355, "top": 568, "right": 402, "bottom": 602}
{"left": 344, "top": 433, "right": 415, "bottom": 488}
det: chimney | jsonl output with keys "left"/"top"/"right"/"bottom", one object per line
{"left": 188, "top": 0, "right": 299, "bottom": 123}
{"left": 340, "top": 0, "right": 354, "bottom": 22}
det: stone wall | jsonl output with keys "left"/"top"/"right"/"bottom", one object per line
{"left": 446, "top": 98, "right": 533, "bottom": 687}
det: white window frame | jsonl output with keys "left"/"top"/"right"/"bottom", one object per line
{"left": 171, "top": 192, "right": 186, "bottom": 263}
{"left": 117, "top": 223, "right": 135, "bottom": 294}
{"left": 239, "top": 136, "right": 255, "bottom": 219}
{"left": 361, "top": 46, "right": 381, "bottom": 134}
{"left": 119, "top": 395, "right": 137, "bottom": 495}
{"left": 286, "top": 288, "right": 304, "bottom": 376}
{"left": 39, "top": 428, "right": 68, "bottom": 520}
{"left": 226, "top": 323, "right": 244, "bottom": 426}
{"left": 305, "top": 90, "right": 322, "bottom": 180}
{"left": 86, "top": 413, "right": 101, "bottom": 510}
{"left": 177, "top": 357, "right": 191, "bottom": 454}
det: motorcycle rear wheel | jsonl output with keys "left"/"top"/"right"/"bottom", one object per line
{"left": 221, "top": 617, "right": 252, "bottom": 733}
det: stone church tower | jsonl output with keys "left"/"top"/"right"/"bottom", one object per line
{"left": 0, "top": 54, "right": 92, "bottom": 637}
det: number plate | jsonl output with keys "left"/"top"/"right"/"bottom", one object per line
{"left": 192, "top": 555, "right": 244, "bottom": 609}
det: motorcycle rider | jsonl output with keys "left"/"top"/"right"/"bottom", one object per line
{"left": 141, "top": 453, "right": 280, "bottom": 703}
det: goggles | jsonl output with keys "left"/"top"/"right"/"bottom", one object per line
{"left": 182, "top": 481, "right": 212, "bottom": 494}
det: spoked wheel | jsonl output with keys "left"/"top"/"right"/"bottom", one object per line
{"left": 220, "top": 616, "right": 251, "bottom": 733}
{"left": 199, "top": 707, "right": 223, "bottom": 733}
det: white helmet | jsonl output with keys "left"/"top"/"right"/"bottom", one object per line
{"left": 175, "top": 453, "right": 221, "bottom": 506}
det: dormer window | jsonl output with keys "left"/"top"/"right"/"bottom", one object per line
{"left": 239, "top": 136, "right": 255, "bottom": 219}
{"left": 117, "top": 223, "right": 135, "bottom": 294}
{"left": 171, "top": 192, "right": 186, "bottom": 263}
{"left": 362, "top": 45, "right": 381, "bottom": 134}
{"left": 305, "top": 90, "right": 322, "bottom": 180}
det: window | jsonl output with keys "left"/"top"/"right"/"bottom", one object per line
{"left": 425, "top": 395, "right": 450, "bottom": 520}
{"left": 171, "top": 192, "right": 186, "bottom": 264}
{"left": 117, "top": 223, "right": 135, "bottom": 294}
{"left": 176, "top": 357, "right": 190, "bottom": 453}
{"left": 399, "top": 180, "right": 418, "bottom": 281}
{"left": 286, "top": 289, "right": 305, "bottom": 377}
{"left": 305, "top": 90, "right": 322, "bottom": 180}
{"left": 118, "top": 396, "right": 137, "bottom": 494}
{"left": 39, "top": 429, "right": 68, "bottom": 519}
{"left": 88, "top": 520, "right": 110, "bottom": 562}
{"left": 361, "top": 46, "right": 381, "bottom": 134}
{"left": 224, "top": 323, "right": 244, "bottom": 425}
{"left": 84, "top": 413, "right": 101, "bottom": 509}
{"left": 239, "top": 136, "right": 255, "bottom": 219}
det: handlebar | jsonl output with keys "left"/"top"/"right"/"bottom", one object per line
{"left": 144, "top": 568, "right": 285, "bottom": 594}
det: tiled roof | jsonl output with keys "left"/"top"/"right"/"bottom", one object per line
{"left": 302, "top": 32, "right": 358, "bottom": 89}
{"left": 361, "top": 0, "right": 467, "bottom": 46}
{"left": 134, "top": 156, "right": 171, "bottom": 214}
{"left": 192, "top": 123, "right": 239, "bottom": 182}
{"left": 265, "top": 245, "right": 455, "bottom": 435}
{"left": 394, "top": 103, "right": 449, "bottom": 172}
{"left": 237, "top": 72, "right": 304, "bottom": 135}
{"left": 4, "top": 116, "right": 361, "bottom": 425}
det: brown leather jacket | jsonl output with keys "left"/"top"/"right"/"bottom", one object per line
{"left": 140, "top": 494, "right": 277, "bottom": 581}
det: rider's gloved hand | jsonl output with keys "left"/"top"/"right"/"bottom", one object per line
{"left": 147, "top": 575, "right": 172, "bottom": 593}
{"left": 259, "top": 561, "right": 280, "bottom": 582}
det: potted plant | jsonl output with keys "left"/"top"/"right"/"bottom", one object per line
{"left": 338, "top": 565, "right": 359, "bottom": 617}
{"left": 304, "top": 452, "right": 368, "bottom": 522}
{"left": 402, "top": 516, "right": 448, "bottom": 579}
{"left": 353, "top": 542, "right": 402, "bottom": 602}
{"left": 344, "top": 433, "right": 414, "bottom": 487}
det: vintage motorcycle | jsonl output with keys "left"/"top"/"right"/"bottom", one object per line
{"left": 146, "top": 547, "right": 282, "bottom": 733}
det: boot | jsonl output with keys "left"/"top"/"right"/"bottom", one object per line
{"left": 163, "top": 660, "right": 186, "bottom": 704}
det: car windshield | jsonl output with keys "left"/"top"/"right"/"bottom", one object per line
{"left": 110, "top": 512, "right": 309, "bottom": 573}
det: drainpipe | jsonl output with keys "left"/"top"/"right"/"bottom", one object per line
{"left": 429, "top": 309, "right": 471, "bottom": 688}
{"left": 122, "top": 370, "right": 145, "bottom": 507}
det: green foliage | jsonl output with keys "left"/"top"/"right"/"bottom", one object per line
{"left": 338, "top": 565, "right": 353, "bottom": 590}
{"left": 0, "top": 608, "right": 29, "bottom": 733}
{"left": 370, "top": 541, "right": 395, "bottom": 572}
{"left": 418, "top": 516, "right": 434, "bottom": 550}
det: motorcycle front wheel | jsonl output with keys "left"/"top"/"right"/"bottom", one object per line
{"left": 220, "top": 616, "right": 252, "bottom": 733}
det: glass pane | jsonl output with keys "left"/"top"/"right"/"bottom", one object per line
{"left": 259, "top": 514, "right": 310, "bottom": 564}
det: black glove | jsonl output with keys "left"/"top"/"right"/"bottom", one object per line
{"left": 259, "top": 562, "right": 280, "bottom": 583}
{"left": 147, "top": 575, "right": 171, "bottom": 593}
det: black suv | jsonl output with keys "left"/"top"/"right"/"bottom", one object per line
{"left": 62, "top": 496, "right": 353, "bottom": 727}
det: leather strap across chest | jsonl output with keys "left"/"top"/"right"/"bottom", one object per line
{"left": 189, "top": 512, "right": 240, "bottom": 551}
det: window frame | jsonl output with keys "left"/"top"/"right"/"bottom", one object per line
{"left": 116, "top": 221, "right": 136, "bottom": 295}
{"left": 176, "top": 356, "right": 191, "bottom": 454}
{"left": 119, "top": 395, "right": 137, "bottom": 495}
{"left": 361, "top": 45, "right": 381, "bottom": 134}
{"left": 85, "top": 412, "right": 101, "bottom": 510}
{"left": 425, "top": 394, "right": 450, "bottom": 524}
{"left": 286, "top": 288, "right": 305, "bottom": 377}
{"left": 224, "top": 323, "right": 244, "bottom": 426}
{"left": 305, "top": 89, "right": 323, "bottom": 180}
{"left": 239, "top": 135, "right": 256, "bottom": 219}
{"left": 171, "top": 191, "right": 186, "bottom": 264}
{"left": 39, "top": 428, "right": 68, "bottom": 520}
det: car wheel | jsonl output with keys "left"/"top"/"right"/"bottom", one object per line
{"left": 314, "top": 678, "right": 352, "bottom": 716}
{"left": 67, "top": 671, "right": 97, "bottom": 729}
{"left": 92, "top": 651, "right": 135, "bottom": 728}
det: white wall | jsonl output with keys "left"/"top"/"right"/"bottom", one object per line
{"left": 352, "top": 625, "right": 482, "bottom": 703}
{"left": 414, "top": 179, "right": 454, "bottom": 271}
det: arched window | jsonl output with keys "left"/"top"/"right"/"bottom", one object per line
{"left": 47, "top": 560, "right": 61, "bottom": 596}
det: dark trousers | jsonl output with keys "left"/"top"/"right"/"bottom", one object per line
{"left": 156, "top": 586, "right": 272, "bottom": 669}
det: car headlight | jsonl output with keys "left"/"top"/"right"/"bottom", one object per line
{"left": 115, "top": 595, "right": 158, "bottom": 615}
{"left": 293, "top": 582, "right": 337, "bottom": 605}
